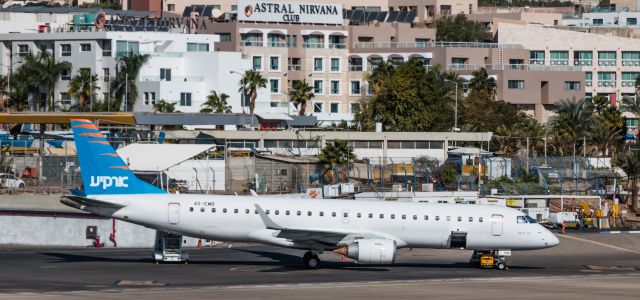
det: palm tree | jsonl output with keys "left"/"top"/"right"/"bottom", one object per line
{"left": 616, "top": 151, "right": 640, "bottom": 213}
{"left": 154, "top": 99, "right": 177, "bottom": 113}
{"left": 37, "top": 51, "right": 72, "bottom": 111}
{"left": 238, "top": 70, "right": 267, "bottom": 115}
{"left": 365, "top": 60, "right": 394, "bottom": 95}
{"left": 288, "top": 80, "right": 315, "bottom": 116}
{"left": 621, "top": 95, "right": 640, "bottom": 119}
{"left": 468, "top": 67, "right": 496, "bottom": 98}
{"left": 200, "top": 91, "right": 231, "bottom": 113}
{"left": 112, "top": 52, "right": 150, "bottom": 111}
{"left": 68, "top": 68, "right": 99, "bottom": 111}
{"left": 319, "top": 140, "right": 356, "bottom": 183}
{"left": 0, "top": 75, "right": 7, "bottom": 110}
{"left": 548, "top": 98, "right": 593, "bottom": 156}
{"left": 12, "top": 53, "right": 41, "bottom": 110}
{"left": 515, "top": 117, "right": 547, "bottom": 156}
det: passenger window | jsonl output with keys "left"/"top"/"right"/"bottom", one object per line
{"left": 245, "top": 209, "right": 249, "bottom": 214}
{"left": 332, "top": 212, "right": 337, "bottom": 217}
{"left": 402, "top": 214, "right": 406, "bottom": 219}
{"left": 275, "top": 210, "right": 279, "bottom": 215}
{"left": 286, "top": 210, "right": 290, "bottom": 215}
{"left": 265, "top": 209, "right": 270, "bottom": 214}
{"left": 297, "top": 211, "right": 301, "bottom": 216}
{"left": 368, "top": 213, "right": 373, "bottom": 218}
{"left": 390, "top": 214, "right": 395, "bottom": 219}
{"left": 212, "top": 208, "right": 216, "bottom": 213}
{"left": 424, "top": 215, "right": 428, "bottom": 220}
{"left": 479, "top": 217, "right": 483, "bottom": 222}
{"left": 200, "top": 207, "right": 205, "bottom": 212}
{"left": 254, "top": 209, "right": 258, "bottom": 214}
{"left": 223, "top": 208, "right": 228, "bottom": 213}
{"left": 517, "top": 216, "right": 527, "bottom": 224}
{"left": 189, "top": 207, "right": 194, "bottom": 212}
{"left": 457, "top": 216, "right": 462, "bottom": 222}
{"left": 413, "top": 215, "right": 417, "bottom": 220}
{"left": 320, "top": 211, "right": 324, "bottom": 217}
{"left": 469, "top": 217, "right": 473, "bottom": 222}
{"left": 344, "top": 212, "right": 348, "bottom": 218}
{"left": 435, "top": 216, "right": 440, "bottom": 221}
{"left": 446, "top": 216, "right": 451, "bottom": 221}
{"left": 308, "top": 211, "right": 312, "bottom": 216}
{"left": 380, "top": 214, "right": 384, "bottom": 219}
{"left": 357, "top": 213, "right": 362, "bottom": 218}
{"left": 234, "top": 209, "right": 238, "bottom": 214}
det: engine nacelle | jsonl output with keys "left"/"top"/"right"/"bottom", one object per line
{"left": 335, "top": 239, "right": 397, "bottom": 264}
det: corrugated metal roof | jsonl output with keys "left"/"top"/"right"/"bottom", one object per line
{"left": 287, "top": 116, "right": 317, "bottom": 126}
{"left": 135, "top": 113, "right": 258, "bottom": 126}
{"left": 0, "top": 6, "right": 153, "bottom": 17}
{"left": 116, "top": 143, "right": 215, "bottom": 171}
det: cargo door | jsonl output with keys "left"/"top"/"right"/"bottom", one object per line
{"left": 168, "top": 203, "right": 180, "bottom": 225}
{"left": 491, "top": 214, "right": 503, "bottom": 236}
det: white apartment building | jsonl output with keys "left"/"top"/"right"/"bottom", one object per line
{"left": 0, "top": 31, "right": 250, "bottom": 112}
{"left": 562, "top": 11, "right": 640, "bottom": 27}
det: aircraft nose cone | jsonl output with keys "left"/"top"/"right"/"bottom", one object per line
{"left": 544, "top": 231, "right": 560, "bottom": 247}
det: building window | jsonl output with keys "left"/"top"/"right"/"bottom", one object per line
{"left": 180, "top": 92, "right": 192, "bottom": 106}
{"left": 270, "top": 79, "right": 279, "bottom": 93}
{"left": 59, "top": 93, "right": 70, "bottom": 105}
{"left": 187, "top": 43, "right": 209, "bottom": 52}
{"left": 17, "top": 44, "right": 29, "bottom": 57}
{"left": 529, "top": 50, "right": 544, "bottom": 64}
{"left": 598, "top": 72, "right": 616, "bottom": 87}
{"left": 507, "top": 80, "right": 524, "bottom": 89}
{"left": 593, "top": 18, "right": 603, "bottom": 25}
{"left": 451, "top": 57, "right": 466, "bottom": 65}
{"left": 61, "top": 44, "right": 71, "bottom": 56}
{"left": 144, "top": 92, "right": 156, "bottom": 105}
{"left": 330, "top": 103, "right": 339, "bottom": 113}
{"left": 550, "top": 51, "right": 569, "bottom": 65}
{"left": 440, "top": 5, "right": 452, "bottom": 15}
{"left": 61, "top": 69, "right": 71, "bottom": 80}
{"left": 252, "top": 56, "right": 262, "bottom": 71}
{"left": 115, "top": 41, "right": 139, "bottom": 56}
{"left": 330, "top": 58, "right": 340, "bottom": 72}
{"left": 80, "top": 43, "right": 91, "bottom": 52}
{"left": 564, "top": 81, "right": 580, "bottom": 90}
{"left": 350, "top": 81, "right": 361, "bottom": 95}
{"left": 313, "top": 80, "right": 323, "bottom": 94}
{"left": 160, "top": 68, "right": 172, "bottom": 81}
{"left": 330, "top": 80, "right": 340, "bottom": 94}
{"left": 216, "top": 33, "right": 232, "bottom": 42}
{"left": 628, "top": 18, "right": 638, "bottom": 26}
{"left": 101, "top": 40, "right": 112, "bottom": 56}
{"left": 314, "top": 57, "right": 324, "bottom": 72}
{"left": 286, "top": 34, "right": 297, "bottom": 48}
{"left": 598, "top": 51, "right": 617, "bottom": 66}
{"left": 269, "top": 56, "right": 279, "bottom": 71}
{"left": 102, "top": 68, "right": 110, "bottom": 82}
{"left": 313, "top": 102, "right": 323, "bottom": 113}
{"left": 168, "top": 4, "right": 175, "bottom": 11}
{"left": 350, "top": 103, "right": 359, "bottom": 113}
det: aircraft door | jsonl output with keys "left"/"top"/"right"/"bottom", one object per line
{"left": 168, "top": 203, "right": 180, "bottom": 225}
{"left": 491, "top": 214, "right": 503, "bottom": 236}
{"left": 342, "top": 209, "right": 350, "bottom": 224}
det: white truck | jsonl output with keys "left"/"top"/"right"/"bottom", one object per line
{"left": 549, "top": 212, "right": 582, "bottom": 229}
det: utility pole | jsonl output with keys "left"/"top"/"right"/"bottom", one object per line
{"left": 526, "top": 136, "right": 530, "bottom": 170}
{"left": 583, "top": 136, "right": 587, "bottom": 159}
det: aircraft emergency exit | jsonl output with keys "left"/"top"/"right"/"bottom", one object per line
{"left": 62, "top": 119, "right": 559, "bottom": 269}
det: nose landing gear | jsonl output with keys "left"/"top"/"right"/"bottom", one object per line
{"left": 303, "top": 251, "right": 320, "bottom": 269}
{"left": 469, "top": 250, "right": 510, "bottom": 270}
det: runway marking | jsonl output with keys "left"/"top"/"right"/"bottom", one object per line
{"left": 557, "top": 234, "right": 640, "bottom": 256}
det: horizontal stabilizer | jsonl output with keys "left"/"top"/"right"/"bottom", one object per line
{"left": 61, "top": 195, "right": 126, "bottom": 209}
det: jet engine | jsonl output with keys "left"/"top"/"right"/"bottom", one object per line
{"left": 334, "top": 239, "right": 397, "bottom": 264}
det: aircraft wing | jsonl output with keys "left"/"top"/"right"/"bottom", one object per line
{"left": 254, "top": 204, "right": 386, "bottom": 247}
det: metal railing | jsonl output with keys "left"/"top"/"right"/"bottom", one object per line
{"left": 621, "top": 59, "right": 640, "bottom": 66}
{"left": 303, "top": 42, "right": 325, "bottom": 48}
{"left": 349, "top": 65, "right": 364, "bottom": 71}
{"left": 329, "top": 43, "right": 347, "bottom": 49}
{"left": 621, "top": 80, "right": 635, "bottom": 87}
{"left": 288, "top": 65, "right": 301, "bottom": 71}
{"left": 597, "top": 59, "right": 617, "bottom": 66}
{"left": 241, "top": 40, "right": 263, "bottom": 47}
{"left": 268, "top": 41, "right": 287, "bottom": 48}
{"left": 352, "top": 41, "right": 522, "bottom": 49}
{"left": 549, "top": 59, "right": 569, "bottom": 66}
{"left": 447, "top": 64, "right": 582, "bottom": 72}
{"left": 141, "top": 51, "right": 183, "bottom": 58}
{"left": 597, "top": 80, "right": 616, "bottom": 87}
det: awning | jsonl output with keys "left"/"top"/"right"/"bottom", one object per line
{"left": 116, "top": 143, "right": 215, "bottom": 172}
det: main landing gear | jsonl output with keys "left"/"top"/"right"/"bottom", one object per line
{"left": 303, "top": 251, "right": 320, "bottom": 269}
{"left": 469, "top": 250, "right": 510, "bottom": 270}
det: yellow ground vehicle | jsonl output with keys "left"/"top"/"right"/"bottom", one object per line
{"left": 470, "top": 250, "right": 509, "bottom": 270}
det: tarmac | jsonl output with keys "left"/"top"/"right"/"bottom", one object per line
{"left": 0, "top": 232, "right": 639, "bottom": 299}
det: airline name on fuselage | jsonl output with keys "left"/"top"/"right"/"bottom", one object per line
{"left": 90, "top": 176, "right": 129, "bottom": 189}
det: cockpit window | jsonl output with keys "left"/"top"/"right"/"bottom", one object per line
{"left": 517, "top": 216, "right": 527, "bottom": 224}
{"left": 524, "top": 215, "right": 537, "bottom": 223}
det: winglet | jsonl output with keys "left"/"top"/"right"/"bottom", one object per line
{"left": 254, "top": 204, "right": 285, "bottom": 230}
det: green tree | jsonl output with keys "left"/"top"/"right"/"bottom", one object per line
{"left": 238, "top": 70, "right": 267, "bottom": 115}
{"left": 319, "top": 140, "right": 356, "bottom": 183}
{"left": 68, "top": 68, "right": 99, "bottom": 111}
{"left": 460, "top": 90, "right": 526, "bottom": 132}
{"left": 621, "top": 95, "right": 640, "bottom": 119}
{"left": 7, "top": 64, "right": 38, "bottom": 111}
{"left": 364, "top": 60, "right": 394, "bottom": 95}
{"left": 0, "top": 75, "right": 7, "bottom": 110}
{"left": 154, "top": 99, "right": 177, "bottom": 113}
{"left": 111, "top": 52, "right": 150, "bottom": 111}
{"left": 548, "top": 98, "right": 593, "bottom": 156}
{"left": 289, "top": 80, "right": 315, "bottom": 116}
{"left": 37, "top": 51, "right": 72, "bottom": 111}
{"left": 200, "top": 91, "right": 232, "bottom": 113}
{"left": 616, "top": 151, "right": 640, "bottom": 213}
{"left": 468, "top": 67, "right": 496, "bottom": 98}
{"left": 434, "top": 14, "right": 492, "bottom": 42}
{"left": 591, "top": 96, "right": 624, "bottom": 157}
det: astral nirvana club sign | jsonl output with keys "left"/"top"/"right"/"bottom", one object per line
{"left": 238, "top": 0, "right": 342, "bottom": 25}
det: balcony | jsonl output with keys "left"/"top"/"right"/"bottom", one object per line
{"left": 549, "top": 59, "right": 569, "bottom": 66}
{"left": 288, "top": 65, "right": 301, "bottom": 71}
{"left": 268, "top": 41, "right": 287, "bottom": 48}
{"left": 241, "top": 40, "right": 263, "bottom": 47}
{"left": 586, "top": 80, "right": 592, "bottom": 87}
{"left": 597, "top": 80, "right": 616, "bottom": 87}
{"left": 530, "top": 59, "right": 545, "bottom": 65}
{"left": 349, "top": 65, "right": 364, "bottom": 71}
{"left": 621, "top": 80, "right": 635, "bottom": 87}
{"left": 303, "top": 42, "right": 324, "bottom": 48}
{"left": 597, "top": 59, "right": 617, "bottom": 66}
{"left": 447, "top": 64, "right": 581, "bottom": 72}
{"left": 574, "top": 59, "right": 592, "bottom": 66}
{"left": 329, "top": 43, "right": 347, "bottom": 49}
{"left": 621, "top": 59, "right": 640, "bottom": 67}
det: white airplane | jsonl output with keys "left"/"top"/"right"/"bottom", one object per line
{"left": 62, "top": 119, "right": 559, "bottom": 269}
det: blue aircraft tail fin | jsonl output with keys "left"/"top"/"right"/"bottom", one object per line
{"left": 71, "top": 119, "right": 166, "bottom": 195}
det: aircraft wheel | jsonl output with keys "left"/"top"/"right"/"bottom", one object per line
{"left": 303, "top": 251, "right": 320, "bottom": 269}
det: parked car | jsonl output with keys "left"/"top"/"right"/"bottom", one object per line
{"left": 0, "top": 173, "right": 25, "bottom": 188}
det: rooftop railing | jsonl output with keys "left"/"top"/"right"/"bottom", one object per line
{"left": 352, "top": 41, "right": 522, "bottom": 49}
{"left": 447, "top": 64, "right": 582, "bottom": 72}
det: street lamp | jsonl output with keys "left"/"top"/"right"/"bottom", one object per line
{"left": 0, "top": 61, "right": 22, "bottom": 109}
{"left": 229, "top": 70, "right": 246, "bottom": 114}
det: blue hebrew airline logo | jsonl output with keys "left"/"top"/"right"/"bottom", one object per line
{"left": 90, "top": 176, "right": 129, "bottom": 189}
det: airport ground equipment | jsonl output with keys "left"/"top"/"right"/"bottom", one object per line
{"left": 469, "top": 250, "right": 510, "bottom": 270}
{"left": 153, "top": 231, "right": 189, "bottom": 263}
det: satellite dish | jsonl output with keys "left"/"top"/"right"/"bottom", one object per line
{"left": 212, "top": 9, "right": 223, "bottom": 18}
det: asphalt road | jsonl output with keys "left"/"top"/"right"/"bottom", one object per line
{"left": 0, "top": 232, "right": 639, "bottom": 299}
